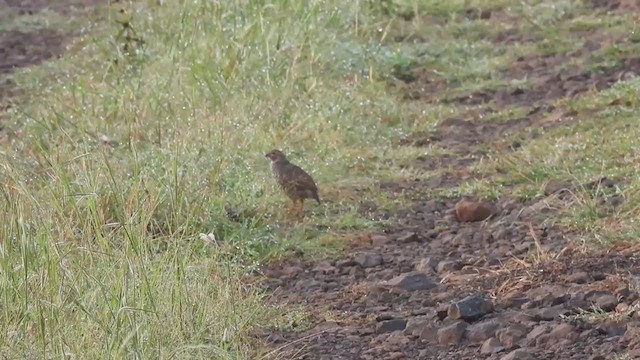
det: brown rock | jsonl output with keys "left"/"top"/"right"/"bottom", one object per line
{"left": 385, "top": 272, "right": 438, "bottom": 292}
{"left": 467, "top": 320, "right": 502, "bottom": 343}
{"left": 355, "top": 254, "right": 383, "bottom": 268}
{"left": 436, "top": 260, "right": 462, "bottom": 274}
{"left": 548, "top": 323, "right": 577, "bottom": 342}
{"left": 414, "top": 257, "right": 439, "bottom": 273}
{"left": 526, "top": 324, "right": 549, "bottom": 344}
{"left": 496, "top": 324, "right": 529, "bottom": 348}
{"left": 590, "top": 293, "right": 618, "bottom": 311}
{"left": 437, "top": 321, "right": 468, "bottom": 345}
{"left": 376, "top": 319, "right": 408, "bottom": 334}
{"left": 455, "top": 198, "right": 498, "bottom": 222}
{"left": 564, "top": 271, "right": 589, "bottom": 284}
{"left": 448, "top": 294, "right": 494, "bottom": 321}
{"left": 419, "top": 325, "right": 438, "bottom": 342}
{"left": 481, "top": 337, "right": 505, "bottom": 354}
{"left": 500, "top": 348, "right": 537, "bottom": 360}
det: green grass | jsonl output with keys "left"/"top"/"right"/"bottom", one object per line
{"left": 3, "top": 0, "right": 640, "bottom": 358}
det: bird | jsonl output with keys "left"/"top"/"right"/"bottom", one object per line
{"left": 265, "top": 149, "right": 320, "bottom": 215}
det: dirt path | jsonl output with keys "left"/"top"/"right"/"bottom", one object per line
{"left": 257, "top": 1, "right": 640, "bottom": 359}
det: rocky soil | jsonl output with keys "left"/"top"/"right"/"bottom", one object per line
{"left": 256, "top": 1, "right": 640, "bottom": 359}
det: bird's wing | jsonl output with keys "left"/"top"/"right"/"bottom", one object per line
{"left": 288, "top": 164, "right": 318, "bottom": 191}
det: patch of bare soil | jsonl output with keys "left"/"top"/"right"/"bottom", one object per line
{"left": 0, "top": 0, "right": 101, "bottom": 111}
{"left": 256, "top": 4, "right": 640, "bottom": 360}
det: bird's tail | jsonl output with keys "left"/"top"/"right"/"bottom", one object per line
{"left": 314, "top": 193, "right": 321, "bottom": 205}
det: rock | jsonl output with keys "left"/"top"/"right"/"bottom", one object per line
{"left": 617, "top": 303, "right": 630, "bottom": 313}
{"left": 481, "top": 337, "right": 505, "bottom": 354}
{"left": 398, "top": 232, "right": 421, "bottom": 243}
{"left": 467, "top": 320, "right": 502, "bottom": 343}
{"left": 564, "top": 271, "right": 589, "bottom": 284}
{"left": 528, "top": 284, "right": 569, "bottom": 306}
{"left": 312, "top": 261, "right": 337, "bottom": 274}
{"left": 590, "top": 293, "right": 618, "bottom": 312}
{"left": 548, "top": 323, "right": 577, "bottom": 342}
{"left": 375, "top": 312, "right": 398, "bottom": 321}
{"left": 436, "top": 260, "right": 462, "bottom": 274}
{"left": 496, "top": 324, "right": 529, "bottom": 348}
{"left": 448, "top": 294, "right": 494, "bottom": 321}
{"left": 419, "top": 325, "right": 438, "bottom": 342}
{"left": 437, "top": 320, "right": 468, "bottom": 345}
{"left": 414, "top": 257, "right": 439, "bottom": 273}
{"left": 376, "top": 319, "right": 408, "bottom": 334}
{"left": 531, "top": 305, "right": 568, "bottom": 321}
{"left": 403, "top": 316, "right": 430, "bottom": 336}
{"left": 355, "top": 254, "right": 383, "bottom": 268}
{"left": 596, "top": 320, "right": 626, "bottom": 337}
{"left": 455, "top": 198, "right": 498, "bottom": 222}
{"left": 526, "top": 324, "right": 549, "bottom": 344}
{"left": 385, "top": 272, "right": 438, "bottom": 292}
{"left": 503, "top": 292, "right": 529, "bottom": 308}
{"left": 500, "top": 348, "right": 536, "bottom": 360}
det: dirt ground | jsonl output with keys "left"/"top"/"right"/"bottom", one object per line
{"left": 255, "top": 1, "right": 640, "bottom": 359}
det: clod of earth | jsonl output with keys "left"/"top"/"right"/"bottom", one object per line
{"left": 455, "top": 198, "right": 498, "bottom": 222}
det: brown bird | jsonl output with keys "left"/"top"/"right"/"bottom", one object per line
{"left": 265, "top": 149, "right": 320, "bottom": 215}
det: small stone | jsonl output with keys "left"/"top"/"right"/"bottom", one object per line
{"left": 496, "top": 324, "right": 529, "bottom": 348}
{"left": 376, "top": 319, "right": 408, "bottom": 334}
{"left": 448, "top": 294, "right": 494, "bottom": 321}
{"left": 398, "top": 232, "right": 421, "bottom": 243}
{"left": 414, "top": 257, "right": 440, "bottom": 273}
{"left": 385, "top": 272, "right": 438, "bottom": 292}
{"left": 436, "top": 260, "right": 462, "bottom": 274}
{"left": 455, "top": 198, "right": 498, "bottom": 222}
{"left": 355, "top": 254, "right": 383, "bottom": 268}
{"left": 467, "top": 320, "right": 502, "bottom": 343}
{"left": 481, "top": 337, "right": 505, "bottom": 354}
{"left": 500, "top": 348, "right": 536, "bottom": 360}
{"left": 437, "top": 320, "right": 468, "bottom": 345}
{"left": 564, "top": 271, "right": 589, "bottom": 284}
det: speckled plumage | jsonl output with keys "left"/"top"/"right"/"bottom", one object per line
{"left": 266, "top": 149, "right": 320, "bottom": 214}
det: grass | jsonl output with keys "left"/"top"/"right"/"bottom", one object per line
{"left": 3, "top": 0, "right": 640, "bottom": 358}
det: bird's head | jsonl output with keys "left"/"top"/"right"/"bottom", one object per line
{"left": 265, "top": 149, "right": 287, "bottom": 163}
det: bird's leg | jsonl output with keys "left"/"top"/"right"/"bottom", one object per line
{"left": 297, "top": 199, "right": 305, "bottom": 217}
{"left": 287, "top": 200, "right": 295, "bottom": 215}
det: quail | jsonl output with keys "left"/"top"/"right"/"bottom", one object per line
{"left": 265, "top": 149, "right": 320, "bottom": 215}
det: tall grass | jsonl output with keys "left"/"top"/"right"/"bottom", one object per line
{"left": 0, "top": 0, "right": 417, "bottom": 357}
